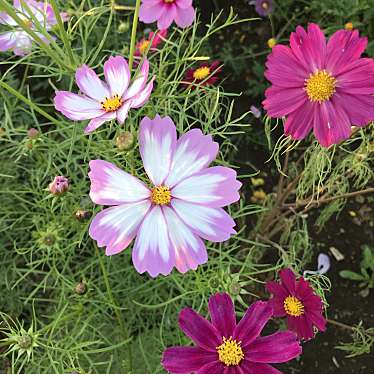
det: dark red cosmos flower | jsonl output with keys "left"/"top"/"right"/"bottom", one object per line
{"left": 162, "top": 292, "right": 302, "bottom": 373}
{"left": 184, "top": 61, "right": 221, "bottom": 88}
{"left": 135, "top": 29, "right": 168, "bottom": 57}
{"left": 266, "top": 268, "right": 327, "bottom": 341}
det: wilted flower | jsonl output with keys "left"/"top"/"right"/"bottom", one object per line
{"left": 74, "top": 282, "right": 87, "bottom": 295}
{"left": 74, "top": 209, "right": 91, "bottom": 221}
{"left": 27, "top": 127, "right": 39, "bottom": 139}
{"left": 135, "top": 29, "right": 167, "bottom": 56}
{"left": 184, "top": 61, "right": 221, "bottom": 88}
{"left": 162, "top": 293, "right": 302, "bottom": 373}
{"left": 304, "top": 253, "right": 331, "bottom": 277}
{"left": 250, "top": 105, "right": 262, "bottom": 118}
{"left": 266, "top": 268, "right": 327, "bottom": 340}
{"left": 54, "top": 56, "right": 154, "bottom": 134}
{"left": 0, "top": 0, "right": 68, "bottom": 56}
{"left": 250, "top": 0, "right": 274, "bottom": 17}
{"left": 49, "top": 176, "right": 69, "bottom": 195}
{"left": 139, "top": 0, "right": 195, "bottom": 29}
{"left": 263, "top": 23, "right": 374, "bottom": 147}
{"left": 88, "top": 115, "right": 241, "bottom": 277}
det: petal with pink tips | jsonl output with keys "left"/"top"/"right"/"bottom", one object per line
{"left": 89, "top": 160, "right": 151, "bottom": 205}
{"left": 104, "top": 56, "right": 130, "bottom": 97}
{"left": 123, "top": 59, "right": 150, "bottom": 100}
{"left": 117, "top": 100, "right": 132, "bottom": 124}
{"left": 129, "top": 77, "right": 154, "bottom": 108}
{"left": 208, "top": 293, "right": 236, "bottom": 338}
{"left": 75, "top": 65, "right": 110, "bottom": 101}
{"left": 84, "top": 112, "right": 116, "bottom": 134}
{"left": 175, "top": 5, "right": 195, "bottom": 28}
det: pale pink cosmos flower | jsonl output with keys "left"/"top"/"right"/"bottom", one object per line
{"left": 88, "top": 115, "right": 241, "bottom": 277}
{"left": 139, "top": 0, "right": 195, "bottom": 30}
{"left": 54, "top": 56, "right": 154, "bottom": 134}
{"left": 0, "top": 0, "right": 68, "bottom": 56}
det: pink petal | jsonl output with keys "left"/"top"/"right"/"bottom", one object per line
{"left": 208, "top": 293, "right": 236, "bottom": 338}
{"left": 240, "top": 362, "right": 282, "bottom": 374}
{"left": 0, "top": 32, "right": 16, "bottom": 51}
{"left": 175, "top": 5, "right": 195, "bottom": 28}
{"left": 176, "top": 0, "right": 193, "bottom": 9}
{"left": 75, "top": 65, "right": 110, "bottom": 101}
{"left": 88, "top": 159, "right": 151, "bottom": 205}
{"left": 116, "top": 101, "right": 131, "bottom": 124}
{"left": 138, "top": 115, "right": 177, "bottom": 185}
{"left": 129, "top": 77, "right": 154, "bottom": 108}
{"left": 279, "top": 268, "right": 297, "bottom": 295}
{"left": 287, "top": 314, "right": 315, "bottom": 340}
{"left": 197, "top": 361, "right": 225, "bottom": 373}
{"left": 84, "top": 112, "right": 116, "bottom": 134}
{"left": 308, "top": 310, "right": 327, "bottom": 332}
{"left": 0, "top": 12, "right": 16, "bottom": 25}
{"left": 283, "top": 100, "right": 314, "bottom": 140}
{"left": 139, "top": 2, "right": 165, "bottom": 24}
{"left": 157, "top": 4, "right": 177, "bottom": 29}
{"left": 104, "top": 56, "right": 130, "bottom": 97}
{"left": 89, "top": 200, "right": 151, "bottom": 256}
{"left": 123, "top": 58, "right": 150, "bottom": 100}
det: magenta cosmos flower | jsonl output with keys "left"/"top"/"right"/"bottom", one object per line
{"left": 54, "top": 56, "right": 154, "bottom": 134}
{"left": 88, "top": 115, "right": 241, "bottom": 277}
{"left": 266, "top": 268, "right": 326, "bottom": 341}
{"left": 162, "top": 293, "right": 302, "bottom": 373}
{"left": 139, "top": 0, "right": 195, "bottom": 30}
{"left": 135, "top": 29, "right": 167, "bottom": 57}
{"left": 263, "top": 23, "right": 374, "bottom": 147}
{"left": 0, "top": 0, "right": 68, "bottom": 56}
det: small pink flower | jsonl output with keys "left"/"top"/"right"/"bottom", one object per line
{"left": 54, "top": 56, "right": 154, "bottom": 134}
{"left": 88, "top": 115, "right": 241, "bottom": 277}
{"left": 0, "top": 0, "right": 68, "bottom": 56}
{"left": 139, "top": 0, "right": 195, "bottom": 30}
{"left": 135, "top": 29, "right": 167, "bottom": 57}
{"left": 49, "top": 176, "right": 69, "bottom": 195}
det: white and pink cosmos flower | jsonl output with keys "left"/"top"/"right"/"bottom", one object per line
{"left": 0, "top": 0, "right": 68, "bottom": 56}
{"left": 88, "top": 115, "right": 241, "bottom": 277}
{"left": 54, "top": 56, "right": 154, "bottom": 134}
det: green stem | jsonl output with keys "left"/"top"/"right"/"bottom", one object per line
{"left": 128, "top": 0, "right": 142, "bottom": 71}
{"left": 0, "top": 80, "right": 60, "bottom": 127}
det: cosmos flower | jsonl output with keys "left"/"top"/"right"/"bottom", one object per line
{"left": 49, "top": 176, "right": 69, "bottom": 195}
{"left": 266, "top": 268, "right": 327, "bottom": 340}
{"left": 162, "top": 292, "right": 302, "bottom": 373}
{"left": 139, "top": 0, "right": 195, "bottom": 30}
{"left": 54, "top": 56, "right": 154, "bottom": 134}
{"left": 0, "top": 0, "right": 68, "bottom": 56}
{"left": 88, "top": 115, "right": 241, "bottom": 277}
{"left": 263, "top": 23, "right": 374, "bottom": 147}
{"left": 249, "top": 0, "right": 274, "bottom": 17}
{"left": 135, "top": 29, "right": 167, "bottom": 57}
{"left": 184, "top": 61, "right": 221, "bottom": 88}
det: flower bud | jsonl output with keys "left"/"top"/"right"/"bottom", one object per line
{"left": 229, "top": 282, "right": 241, "bottom": 296}
{"left": 0, "top": 128, "right": 5, "bottom": 138}
{"left": 267, "top": 38, "right": 277, "bottom": 49}
{"left": 118, "top": 21, "right": 129, "bottom": 33}
{"left": 344, "top": 22, "right": 353, "bottom": 31}
{"left": 75, "top": 209, "right": 92, "bottom": 221}
{"left": 74, "top": 282, "right": 87, "bottom": 295}
{"left": 27, "top": 128, "right": 39, "bottom": 139}
{"left": 18, "top": 334, "right": 32, "bottom": 349}
{"left": 49, "top": 176, "right": 69, "bottom": 195}
{"left": 116, "top": 131, "right": 135, "bottom": 151}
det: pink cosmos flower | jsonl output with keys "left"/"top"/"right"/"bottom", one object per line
{"left": 162, "top": 293, "right": 302, "bottom": 373}
{"left": 139, "top": 0, "right": 195, "bottom": 30}
{"left": 88, "top": 115, "right": 241, "bottom": 277}
{"left": 135, "top": 29, "right": 167, "bottom": 57}
{"left": 263, "top": 23, "right": 374, "bottom": 147}
{"left": 266, "top": 268, "right": 327, "bottom": 341}
{"left": 0, "top": 0, "right": 68, "bottom": 56}
{"left": 54, "top": 56, "right": 154, "bottom": 134}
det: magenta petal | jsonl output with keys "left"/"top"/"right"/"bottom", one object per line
{"left": 208, "top": 293, "right": 236, "bottom": 338}
{"left": 308, "top": 310, "right": 327, "bottom": 332}
{"left": 240, "top": 361, "right": 282, "bottom": 374}
{"left": 197, "top": 361, "right": 225, "bottom": 374}
{"left": 233, "top": 301, "right": 273, "bottom": 347}
{"left": 283, "top": 101, "right": 314, "bottom": 140}
{"left": 162, "top": 346, "right": 217, "bottom": 374}
{"left": 287, "top": 315, "right": 314, "bottom": 340}
{"left": 179, "top": 307, "right": 221, "bottom": 351}
{"left": 279, "top": 268, "right": 297, "bottom": 295}
{"left": 246, "top": 331, "right": 302, "bottom": 363}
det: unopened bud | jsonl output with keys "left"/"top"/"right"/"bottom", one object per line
{"left": 27, "top": 128, "right": 39, "bottom": 139}
{"left": 118, "top": 21, "right": 129, "bottom": 33}
{"left": 0, "top": 128, "right": 5, "bottom": 138}
{"left": 75, "top": 282, "right": 87, "bottom": 295}
{"left": 18, "top": 334, "right": 32, "bottom": 349}
{"left": 267, "top": 38, "right": 277, "bottom": 49}
{"left": 49, "top": 176, "right": 69, "bottom": 195}
{"left": 75, "top": 209, "right": 91, "bottom": 221}
{"left": 344, "top": 22, "right": 353, "bottom": 31}
{"left": 229, "top": 282, "right": 241, "bottom": 296}
{"left": 116, "top": 131, "right": 134, "bottom": 151}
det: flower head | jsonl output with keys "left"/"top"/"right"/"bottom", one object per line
{"left": 88, "top": 115, "right": 241, "bottom": 277}
{"left": 54, "top": 56, "right": 154, "bottom": 134}
{"left": 49, "top": 176, "right": 69, "bottom": 195}
{"left": 250, "top": 0, "right": 273, "bottom": 17}
{"left": 266, "top": 268, "right": 327, "bottom": 340}
{"left": 139, "top": 0, "right": 195, "bottom": 30}
{"left": 135, "top": 29, "right": 167, "bottom": 57}
{"left": 162, "top": 293, "right": 302, "bottom": 373}
{"left": 263, "top": 23, "right": 374, "bottom": 147}
{"left": 184, "top": 61, "right": 221, "bottom": 88}
{"left": 0, "top": 0, "right": 68, "bottom": 56}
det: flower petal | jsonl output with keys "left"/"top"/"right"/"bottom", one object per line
{"left": 233, "top": 301, "right": 273, "bottom": 347}
{"left": 171, "top": 167, "right": 241, "bottom": 208}
{"left": 240, "top": 362, "right": 282, "bottom": 374}
{"left": 283, "top": 100, "right": 314, "bottom": 140}
{"left": 197, "top": 361, "right": 225, "bottom": 374}
{"left": 245, "top": 331, "right": 302, "bottom": 363}
{"left": 279, "top": 268, "right": 297, "bottom": 295}
{"left": 157, "top": 4, "right": 177, "bottom": 29}
{"left": 84, "top": 112, "right": 116, "bottom": 134}
{"left": 104, "top": 56, "right": 130, "bottom": 97}
{"left": 139, "top": 2, "right": 165, "bottom": 24}
{"left": 0, "top": 32, "right": 16, "bottom": 51}
{"left": 139, "top": 115, "right": 177, "bottom": 185}
{"left": 89, "top": 200, "right": 151, "bottom": 256}
{"left": 75, "top": 64, "right": 110, "bottom": 101}
{"left": 287, "top": 314, "right": 315, "bottom": 340}
{"left": 208, "top": 293, "right": 236, "bottom": 338}
{"left": 116, "top": 100, "right": 132, "bottom": 124}
{"left": 123, "top": 58, "right": 150, "bottom": 100}
{"left": 175, "top": 5, "right": 195, "bottom": 28}
{"left": 54, "top": 91, "right": 104, "bottom": 120}
{"left": 165, "top": 128, "right": 219, "bottom": 188}
{"left": 88, "top": 160, "right": 151, "bottom": 205}
{"left": 129, "top": 77, "right": 154, "bottom": 108}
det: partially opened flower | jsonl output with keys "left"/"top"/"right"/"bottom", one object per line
{"left": 0, "top": 0, "right": 68, "bottom": 56}
{"left": 54, "top": 56, "right": 154, "bottom": 134}
{"left": 88, "top": 115, "right": 241, "bottom": 277}
{"left": 263, "top": 23, "right": 374, "bottom": 147}
{"left": 249, "top": 0, "right": 274, "bottom": 17}
{"left": 139, "top": 0, "right": 195, "bottom": 30}
{"left": 162, "top": 293, "right": 302, "bottom": 373}
{"left": 135, "top": 29, "right": 167, "bottom": 57}
{"left": 266, "top": 268, "right": 327, "bottom": 340}
{"left": 184, "top": 61, "right": 221, "bottom": 88}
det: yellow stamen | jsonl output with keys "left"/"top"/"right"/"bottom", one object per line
{"left": 193, "top": 66, "right": 211, "bottom": 80}
{"left": 344, "top": 22, "right": 353, "bottom": 31}
{"left": 305, "top": 70, "right": 337, "bottom": 103}
{"left": 284, "top": 296, "right": 305, "bottom": 317}
{"left": 164, "top": 0, "right": 175, "bottom": 3}
{"left": 216, "top": 337, "right": 244, "bottom": 367}
{"left": 139, "top": 40, "right": 150, "bottom": 55}
{"left": 151, "top": 186, "right": 171, "bottom": 205}
{"left": 101, "top": 95, "right": 123, "bottom": 112}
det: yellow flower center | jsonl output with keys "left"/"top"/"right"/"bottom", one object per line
{"left": 101, "top": 95, "right": 123, "bottom": 112}
{"left": 216, "top": 337, "right": 244, "bottom": 367}
{"left": 284, "top": 296, "right": 305, "bottom": 317}
{"left": 139, "top": 40, "right": 150, "bottom": 55}
{"left": 193, "top": 66, "right": 211, "bottom": 80}
{"left": 305, "top": 70, "right": 337, "bottom": 103}
{"left": 151, "top": 186, "right": 171, "bottom": 205}
{"left": 164, "top": 0, "right": 175, "bottom": 3}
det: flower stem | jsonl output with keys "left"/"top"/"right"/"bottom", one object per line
{"left": 128, "top": 0, "right": 142, "bottom": 71}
